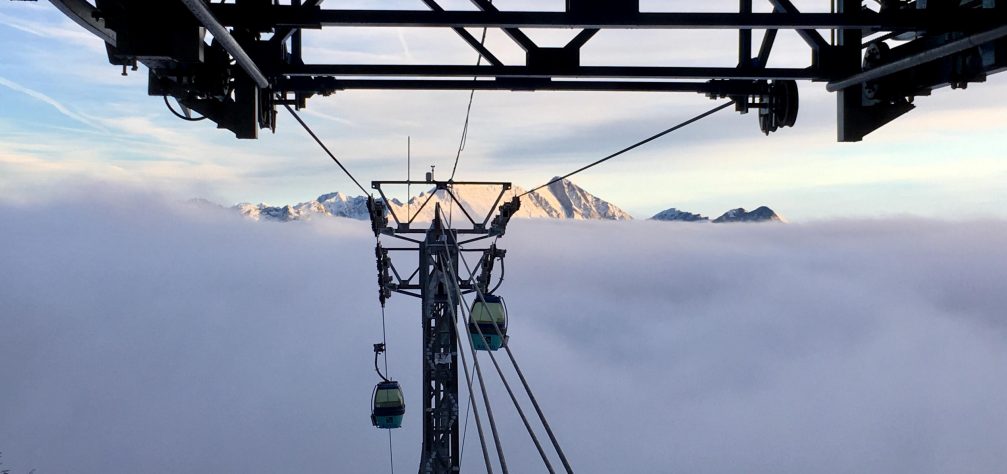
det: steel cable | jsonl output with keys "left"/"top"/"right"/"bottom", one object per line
{"left": 282, "top": 103, "right": 370, "bottom": 195}
{"left": 520, "top": 100, "right": 735, "bottom": 198}
{"left": 380, "top": 275, "right": 395, "bottom": 474}
{"left": 443, "top": 257, "right": 556, "bottom": 473}
{"left": 456, "top": 315, "right": 494, "bottom": 474}
{"left": 452, "top": 239, "right": 574, "bottom": 474}
{"left": 449, "top": 6, "right": 491, "bottom": 182}
{"left": 459, "top": 368, "right": 476, "bottom": 461}
{"left": 434, "top": 240, "right": 508, "bottom": 473}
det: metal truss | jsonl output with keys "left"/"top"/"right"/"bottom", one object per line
{"left": 49, "top": 0, "right": 1007, "bottom": 140}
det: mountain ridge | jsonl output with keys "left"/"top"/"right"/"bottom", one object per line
{"left": 649, "top": 206, "right": 784, "bottom": 223}
{"left": 235, "top": 178, "right": 632, "bottom": 223}
{"left": 231, "top": 178, "right": 782, "bottom": 224}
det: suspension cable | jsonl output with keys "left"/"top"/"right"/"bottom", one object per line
{"left": 520, "top": 100, "right": 735, "bottom": 198}
{"left": 380, "top": 287, "right": 395, "bottom": 474}
{"left": 387, "top": 431, "right": 395, "bottom": 474}
{"left": 282, "top": 103, "right": 370, "bottom": 195}
{"left": 444, "top": 253, "right": 556, "bottom": 474}
{"left": 455, "top": 312, "right": 494, "bottom": 474}
{"left": 447, "top": 14, "right": 490, "bottom": 227}
{"left": 434, "top": 247, "right": 508, "bottom": 474}
{"left": 438, "top": 208, "right": 558, "bottom": 472}
{"left": 449, "top": 17, "right": 490, "bottom": 181}
{"left": 459, "top": 366, "right": 474, "bottom": 460}
{"left": 452, "top": 238, "right": 574, "bottom": 474}
{"left": 381, "top": 305, "right": 390, "bottom": 377}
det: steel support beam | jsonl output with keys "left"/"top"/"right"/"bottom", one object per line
{"left": 209, "top": 6, "right": 1005, "bottom": 31}
{"left": 768, "top": 0, "right": 830, "bottom": 51}
{"left": 280, "top": 64, "right": 817, "bottom": 80}
{"left": 421, "top": 0, "right": 504, "bottom": 66}
{"left": 277, "top": 78, "right": 777, "bottom": 93}
{"left": 566, "top": 28, "right": 599, "bottom": 50}
{"left": 269, "top": 0, "right": 324, "bottom": 47}
{"left": 466, "top": 0, "right": 539, "bottom": 52}
{"left": 756, "top": 29, "right": 779, "bottom": 68}
{"left": 739, "top": 0, "right": 753, "bottom": 67}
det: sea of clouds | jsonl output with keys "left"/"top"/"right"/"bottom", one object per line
{"left": 1, "top": 187, "right": 1005, "bottom": 473}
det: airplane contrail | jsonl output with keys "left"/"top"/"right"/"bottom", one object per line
{"left": 0, "top": 75, "right": 107, "bottom": 132}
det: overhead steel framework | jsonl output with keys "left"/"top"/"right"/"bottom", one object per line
{"left": 49, "top": 0, "right": 1007, "bottom": 140}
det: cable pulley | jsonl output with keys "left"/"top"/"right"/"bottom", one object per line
{"left": 367, "top": 196, "right": 390, "bottom": 237}
{"left": 758, "top": 80, "right": 799, "bottom": 135}
{"left": 476, "top": 244, "right": 506, "bottom": 295}
{"left": 490, "top": 197, "right": 522, "bottom": 236}
{"left": 375, "top": 243, "right": 393, "bottom": 307}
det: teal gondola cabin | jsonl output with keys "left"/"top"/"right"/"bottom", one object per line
{"left": 468, "top": 294, "right": 508, "bottom": 351}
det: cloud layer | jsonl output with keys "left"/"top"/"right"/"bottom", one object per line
{"left": 1, "top": 188, "right": 1006, "bottom": 473}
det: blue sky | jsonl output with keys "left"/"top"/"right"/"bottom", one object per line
{"left": 1, "top": 1, "right": 1005, "bottom": 220}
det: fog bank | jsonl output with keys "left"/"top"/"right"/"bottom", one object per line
{"left": 1, "top": 190, "right": 1005, "bottom": 473}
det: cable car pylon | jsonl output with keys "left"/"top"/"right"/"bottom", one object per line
{"left": 367, "top": 179, "right": 520, "bottom": 473}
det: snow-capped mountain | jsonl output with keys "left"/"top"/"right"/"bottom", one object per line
{"left": 650, "top": 206, "right": 785, "bottom": 223}
{"left": 232, "top": 181, "right": 782, "bottom": 224}
{"left": 236, "top": 192, "right": 401, "bottom": 221}
{"left": 650, "top": 208, "right": 709, "bottom": 222}
{"left": 234, "top": 178, "right": 632, "bottom": 222}
{"left": 712, "top": 206, "right": 784, "bottom": 223}
{"left": 524, "top": 178, "right": 633, "bottom": 220}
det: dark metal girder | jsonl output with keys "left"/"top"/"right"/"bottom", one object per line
{"left": 767, "top": 0, "right": 830, "bottom": 51}
{"left": 756, "top": 29, "right": 779, "bottom": 68}
{"left": 466, "top": 0, "right": 538, "bottom": 52}
{"left": 276, "top": 77, "right": 776, "bottom": 94}
{"left": 739, "top": 0, "right": 753, "bottom": 67}
{"left": 420, "top": 0, "right": 504, "bottom": 67}
{"left": 208, "top": 6, "right": 1006, "bottom": 31}
{"left": 279, "top": 64, "right": 819, "bottom": 80}
{"left": 565, "top": 28, "right": 599, "bottom": 49}
{"left": 268, "top": 0, "right": 324, "bottom": 47}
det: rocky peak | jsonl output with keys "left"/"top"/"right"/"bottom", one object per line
{"left": 650, "top": 208, "right": 709, "bottom": 222}
{"left": 712, "top": 206, "right": 783, "bottom": 223}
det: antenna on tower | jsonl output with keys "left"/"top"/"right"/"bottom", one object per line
{"left": 407, "top": 136, "right": 411, "bottom": 221}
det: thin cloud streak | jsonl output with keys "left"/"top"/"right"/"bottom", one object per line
{"left": 396, "top": 27, "right": 414, "bottom": 62}
{"left": 0, "top": 11, "right": 104, "bottom": 53}
{"left": 0, "top": 75, "right": 108, "bottom": 132}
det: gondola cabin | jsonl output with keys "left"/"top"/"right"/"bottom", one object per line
{"left": 469, "top": 294, "right": 508, "bottom": 351}
{"left": 371, "top": 380, "right": 405, "bottom": 429}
